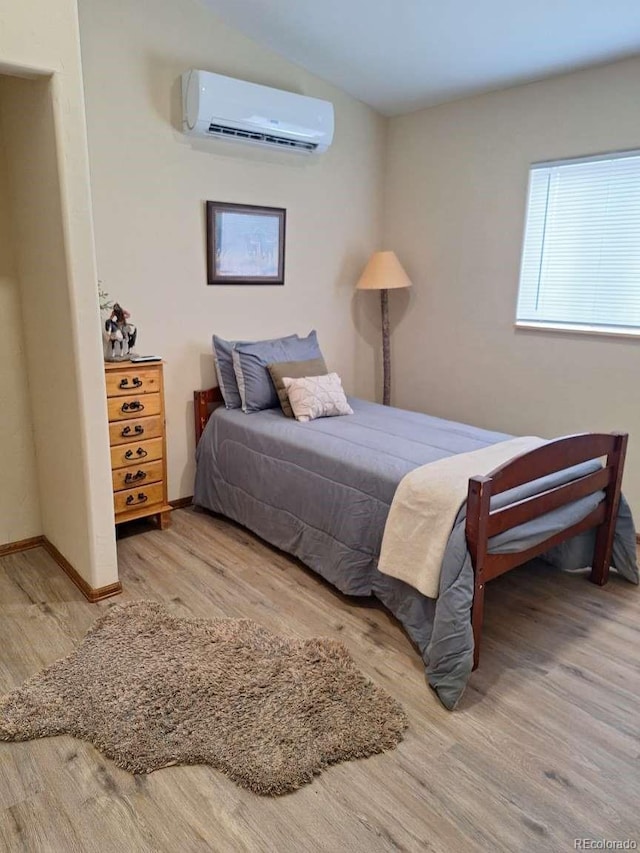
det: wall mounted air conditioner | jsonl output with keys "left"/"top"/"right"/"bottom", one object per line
{"left": 181, "top": 69, "right": 334, "bottom": 154}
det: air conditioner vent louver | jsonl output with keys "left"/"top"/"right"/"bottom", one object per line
{"left": 207, "top": 123, "right": 318, "bottom": 152}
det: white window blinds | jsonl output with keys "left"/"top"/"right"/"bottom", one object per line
{"left": 516, "top": 150, "right": 640, "bottom": 335}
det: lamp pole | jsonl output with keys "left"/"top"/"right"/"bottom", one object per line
{"left": 381, "top": 288, "right": 390, "bottom": 406}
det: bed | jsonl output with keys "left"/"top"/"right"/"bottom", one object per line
{"left": 193, "top": 390, "right": 638, "bottom": 709}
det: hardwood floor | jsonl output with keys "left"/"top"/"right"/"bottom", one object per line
{"left": 0, "top": 508, "right": 638, "bottom": 852}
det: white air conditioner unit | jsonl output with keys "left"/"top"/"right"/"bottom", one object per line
{"left": 181, "top": 69, "right": 334, "bottom": 154}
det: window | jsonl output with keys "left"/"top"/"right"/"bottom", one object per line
{"left": 516, "top": 150, "right": 640, "bottom": 337}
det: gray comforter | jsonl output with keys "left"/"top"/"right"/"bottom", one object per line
{"left": 194, "top": 398, "right": 638, "bottom": 709}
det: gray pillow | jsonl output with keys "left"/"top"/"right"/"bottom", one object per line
{"left": 267, "top": 357, "right": 328, "bottom": 417}
{"left": 212, "top": 333, "right": 297, "bottom": 408}
{"left": 233, "top": 331, "right": 323, "bottom": 413}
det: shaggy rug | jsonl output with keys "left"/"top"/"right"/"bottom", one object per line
{"left": 0, "top": 601, "right": 407, "bottom": 795}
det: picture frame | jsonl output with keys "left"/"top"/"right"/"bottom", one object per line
{"left": 206, "top": 201, "right": 286, "bottom": 285}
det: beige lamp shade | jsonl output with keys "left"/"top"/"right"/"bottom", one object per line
{"left": 356, "top": 250, "right": 412, "bottom": 291}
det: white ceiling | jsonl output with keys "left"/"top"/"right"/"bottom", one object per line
{"left": 200, "top": 0, "right": 640, "bottom": 116}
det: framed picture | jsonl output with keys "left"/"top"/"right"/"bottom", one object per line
{"left": 206, "top": 201, "right": 286, "bottom": 285}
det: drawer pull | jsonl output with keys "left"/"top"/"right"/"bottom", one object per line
{"left": 124, "top": 469, "right": 147, "bottom": 485}
{"left": 126, "top": 492, "right": 148, "bottom": 506}
{"left": 124, "top": 447, "right": 148, "bottom": 460}
{"left": 121, "top": 401, "right": 144, "bottom": 413}
{"left": 119, "top": 376, "right": 143, "bottom": 389}
{"left": 121, "top": 424, "right": 144, "bottom": 438}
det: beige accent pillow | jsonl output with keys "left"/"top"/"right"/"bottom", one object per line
{"left": 281, "top": 373, "right": 354, "bottom": 423}
{"left": 267, "top": 357, "right": 327, "bottom": 417}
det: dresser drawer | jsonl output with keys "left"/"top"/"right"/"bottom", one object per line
{"left": 110, "top": 436, "right": 163, "bottom": 470}
{"left": 108, "top": 392, "right": 161, "bottom": 422}
{"left": 114, "top": 482, "right": 164, "bottom": 515}
{"left": 109, "top": 415, "right": 163, "bottom": 446}
{"left": 112, "top": 460, "right": 164, "bottom": 492}
{"left": 105, "top": 367, "right": 162, "bottom": 398}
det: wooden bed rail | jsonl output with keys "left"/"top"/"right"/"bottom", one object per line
{"left": 466, "top": 432, "right": 628, "bottom": 670}
{"left": 194, "top": 387, "right": 224, "bottom": 445}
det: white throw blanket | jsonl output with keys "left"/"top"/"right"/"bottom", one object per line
{"left": 378, "top": 436, "right": 547, "bottom": 599}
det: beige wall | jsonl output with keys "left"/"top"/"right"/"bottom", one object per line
{"left": 385, "top": 56, "right": 640, "bottom": 517}
{"left": 0, "top": 120, "right": 41, "bottom": 545}
{"left": 0, "top": 0, "right": 117, "bottom": 587}
{"left": 78, "top": 0, "right": 386, "bottom": 499}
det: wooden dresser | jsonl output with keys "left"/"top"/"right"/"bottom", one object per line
{"left": 105, "top": 361, "right": 172, "bottom": 529}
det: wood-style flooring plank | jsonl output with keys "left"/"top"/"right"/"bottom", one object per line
{"left": 0, "top": 508, "right": 638, "bottom": 853}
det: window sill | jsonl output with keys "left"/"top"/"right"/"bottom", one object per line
{"left": 515, "top": 321, "right": 640, "bottom": 341}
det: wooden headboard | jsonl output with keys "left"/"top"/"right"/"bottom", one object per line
{"left": 193, "top": 387, "right": 224, "bottom": 445}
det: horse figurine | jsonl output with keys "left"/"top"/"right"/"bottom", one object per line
{"left": 104, "top": 303, "right": 137, "bottom": 360}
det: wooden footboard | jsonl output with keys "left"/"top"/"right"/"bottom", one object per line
{"left": 465, "top": 432, "right": 628, "bottom": 669}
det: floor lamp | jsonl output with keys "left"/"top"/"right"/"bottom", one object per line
{"left": 356, "top": 251, "right": 412, "bottom": 406}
